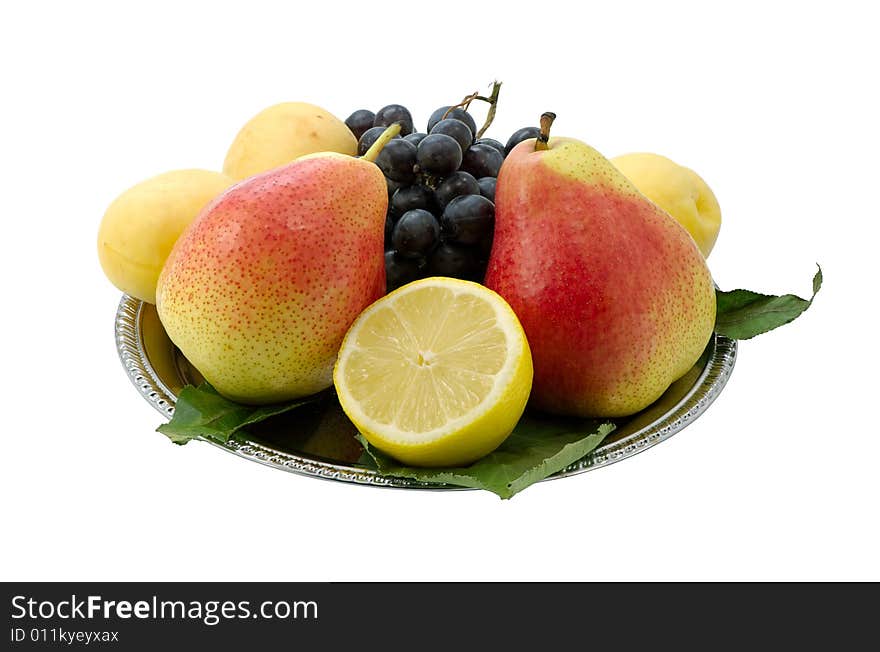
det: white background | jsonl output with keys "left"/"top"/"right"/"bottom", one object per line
{"left": 1, "top": 1, "right": 877, "bottom": 581}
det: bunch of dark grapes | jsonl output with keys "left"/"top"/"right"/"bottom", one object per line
{"left": 345, "top": 104, "right": 540, "bottom": 292}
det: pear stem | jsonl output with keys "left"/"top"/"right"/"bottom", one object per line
{"left": 535, "top": 112, "right": 556, "bottom": 151}
{"left": 361, "top": 123, "right": 402, "bottom": 163}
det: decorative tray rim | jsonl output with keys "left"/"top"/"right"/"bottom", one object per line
{"left": 115, "top": 294, "right": 737, "bottom": 490}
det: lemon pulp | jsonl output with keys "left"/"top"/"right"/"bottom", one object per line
{"left": 334, "top": 278, "right": 533, "bottom": 467}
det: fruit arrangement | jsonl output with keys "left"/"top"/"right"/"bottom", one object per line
{"left": 98, "top": 83, "right": 820, "bottom": 498}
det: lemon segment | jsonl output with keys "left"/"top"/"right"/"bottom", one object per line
{"left": 334, "top": 278, "right": 533, "bottom": 467}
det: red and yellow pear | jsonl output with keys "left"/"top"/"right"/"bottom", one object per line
{"left": 484, "top": 114, "right": 716, "bottom": 418}
{"left": 156, "top": 126, "right": 399, "bottom": 404}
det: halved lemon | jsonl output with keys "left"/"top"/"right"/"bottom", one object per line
{"left": 334, "top": 277, "right": 533, "bottom": 467}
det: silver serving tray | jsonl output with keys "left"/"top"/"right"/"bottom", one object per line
{"left": 116, "top": 295, "right": 737, "bottom": 489}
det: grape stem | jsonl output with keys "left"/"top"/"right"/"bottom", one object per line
{"left": 443, "top": 92, "right": 479, "bottom": 118}
{"left": 535, "top": 112, "right": 556, "bottom": 151}
{"left": 475, "top": 81, "right": 502, "bottom": 139}
{"left": 442, "top": 81, "right": 503, "bottom": 139}
{"left": 361, "top": 123, "right": 402, "bottom": 163}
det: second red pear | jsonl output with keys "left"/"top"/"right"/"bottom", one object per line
{"left": 484, "top": 114, "right": 716, "bottom": 418}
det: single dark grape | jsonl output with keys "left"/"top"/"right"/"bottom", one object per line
{"left": 505, "top": 126, "right": 541, "bottom": 155}
{"left": 416, "top": 134, "right": 462, "bottom": 177}
{"left": 430, "top": 119, "right": 473, "bottom": 154}
{"left": 392, "top": 209, "right": 440, "bottom": 258}
{"left": 375, "top": 138, "right": 417, "bottom": 183}
{"left": 386, "top": 177, "right": 405, "bottom": 198}
{"left": 441, "top": 194, "right": 495, "bottom": 246}
{"left": 474, "top": 225, "right": 495, "bottom": 267}
{"left": 345, "top": 109, "right": 375, "bottom": 140}
{"left": 390, "top": 184, "right": 437, "bottom": 218}
{"left": 434, "top": 171, "right": 480, "bottom": 209}
{"left": 476, "top": 231, "right": 495, "bottom": 260}
{"left": 385, "top": 250, "right": 423, "bottom": 291}
{"left": 472, "top": 261, "right": 489, "bottom": 284}
{"left": 476, "top": 177, "right": 496, "bottom": 203}
{"left": 404, "top": 132, "right": 428, "bottom": 147}
{"left": 426, "top": 242, "right": 480, "bottom": 279}
{"left": 359, "top": 126, "right": 399, "bottom": 156}
{"left": 385, "top": 213, "right": 394, "bottom": 248}
{"left": 427, "top": 106, "right": 478, "bottom": 135}
{"left": 461, "top": 143, "right": 504, "bottom": 179}
{"left": 373, "top": 104, "right": 415, "bottom": 136}
{"left": 474, "top": 137, "right": 506, "bottom": 157}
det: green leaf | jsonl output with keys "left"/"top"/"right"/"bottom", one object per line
{"left": 715, "top": 265, "right": 822, "bottom": 340}
{"left": 358, "top": 415, "right": 615, "bottom": 499}
{"left": 157, "top": 383, "right": 321, "bottom": 445}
